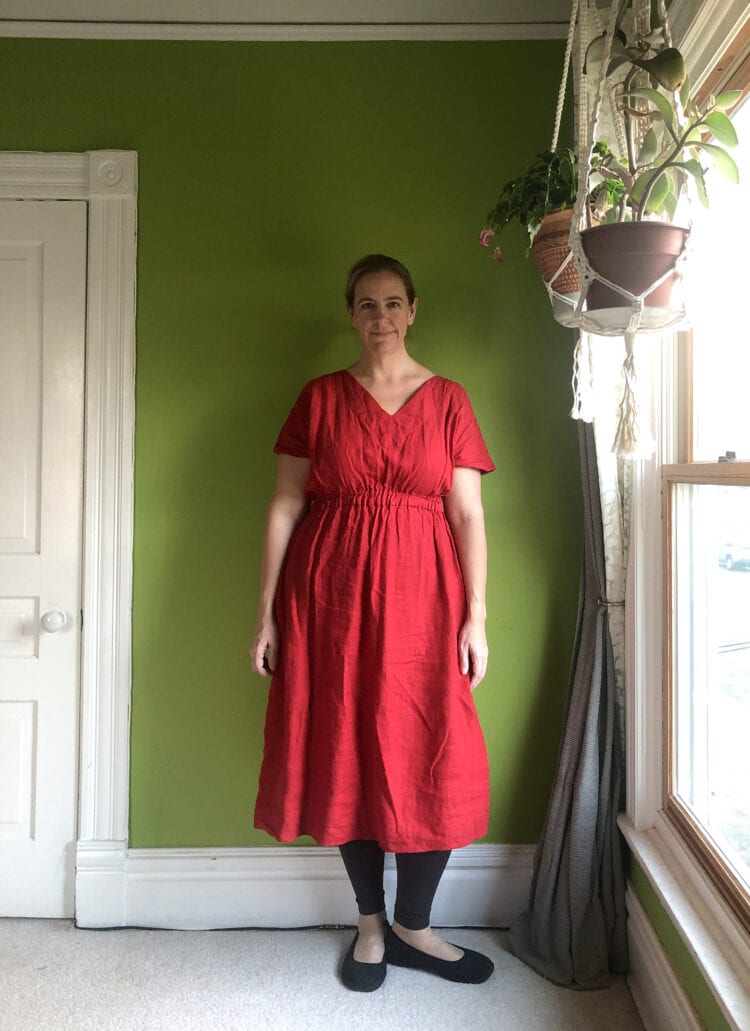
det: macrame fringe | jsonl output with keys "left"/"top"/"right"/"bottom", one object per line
{"left": 612, "top": 333, "right": 655, "bottom": 457}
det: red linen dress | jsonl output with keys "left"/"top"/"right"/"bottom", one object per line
{"left": 253, "top": 370, "right": 495, "bottom": 852}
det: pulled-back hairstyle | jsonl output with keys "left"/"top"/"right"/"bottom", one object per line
{"left": 344, "top": 254, "right": 416, "bottom": 310}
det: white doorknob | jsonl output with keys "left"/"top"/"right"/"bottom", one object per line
{"left": 41, "top": 610, "right": 68, "bottom": 633}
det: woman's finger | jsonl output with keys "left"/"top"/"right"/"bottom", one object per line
{"left": 469, "top": 647, "right": 488, "bottom": 691}
{"left": 265, "top": 641, "right": 278, "bottom": 675}
{"left": 253, "top": 639, "right": 270, "bottom": 676}
{"left": 458, "top": 638, "right": 470, "bottom": 676}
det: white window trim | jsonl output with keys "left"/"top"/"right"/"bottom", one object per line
{"left": 620, "top": 336, "right": 750, "bottom": 1029}
{"left": 619, "top": 6, "right": 750, "bottom": 1025}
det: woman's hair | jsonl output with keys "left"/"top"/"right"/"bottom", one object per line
{"left": 344, "top": 254, "right": 416, "bottom": 309}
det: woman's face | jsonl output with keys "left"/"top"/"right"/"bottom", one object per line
{"left": 348, "top": 272, "right": 418, "bottom": 351}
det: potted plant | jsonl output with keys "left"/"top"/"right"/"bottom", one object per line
{"left": 579, "top": 11, "right": 741, "bottom": 310}
{"left": 480, "top": 147, "right": 577, "bottom": 290}
{"left": 480, "top": 145, "right": 622, "bottom": 294}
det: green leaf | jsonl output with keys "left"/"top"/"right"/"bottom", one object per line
{"left": 638, "top": 127, "right": 660, "bottom": 165}
{"left": 629, "top": 171, "right": 649, "bottom": 205}
{"left": 676, "top": 158, "right": 709, "bottom": 207}
{"left": 630, "top": 169, "right": 666, "bottom": 208}
{"left": 715, "top": 89, "right": 743, "bottom": 111}
{"left": 669, "top": 165, "right": 687, "bottom": 202}
{"left": 663, "top": 174, "right": 678, "bottom": 221}
{"left": 624, "top": 87, "right": 675, "bottom": 129}
{"left": 703, "top": 111, "right": 738, "bottom": 146}
{"left": 694, "top": 141, "right": 740, "bottom": 183}
{"left": 644, "top": 172, "right": 671, "bottom": 215}
{"left": 679, "top": 74, "right": 691, "bottom": 110}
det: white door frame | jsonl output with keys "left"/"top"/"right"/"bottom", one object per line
{"left": 0, "top": 151, "right": 137, "bottom": 919}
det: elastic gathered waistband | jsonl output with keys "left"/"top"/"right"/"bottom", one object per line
{"left": 314, "top": 487, "right": 443, "bottom": 512}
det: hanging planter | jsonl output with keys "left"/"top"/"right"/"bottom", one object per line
{"left": 479, "top": 147, "right": 578, "bottom": 288}
{"left": 580, "top": 220, "right": 689, "bottom": 308}
{"left": 566, "top": 0, "right": 742, "bottom": 337}
{"left": 479, "top": 0, "right": 742, "bottom": 454}
{"left": 532, "top": 208, "right": 581, "bottom": 293}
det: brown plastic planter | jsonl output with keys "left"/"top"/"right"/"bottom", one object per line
{"left": 580, "top": 221, "right": 689, "bottom": 309}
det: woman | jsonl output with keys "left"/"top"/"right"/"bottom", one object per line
{"left": 251, "top": 255, "right": 495, "bottom": 991}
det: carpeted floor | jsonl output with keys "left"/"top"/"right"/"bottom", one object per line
{"left": 0, "top": 920, "right": 644, "bottom": 1030}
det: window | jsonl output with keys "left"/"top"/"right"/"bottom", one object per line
{"left": 620, "top": 6, "right": 750, "bottom": 1022}
{"left": 664, "top": 471, "right": 750, "bottom": 932}
{"left": 663, "top": 93, "right": 750, "bottom": 934}
{"left": 687, "top": 97, "right": 750, "bottom": 463}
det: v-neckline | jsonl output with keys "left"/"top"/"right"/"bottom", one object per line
{"left": 341, "top": 369, "right": 438, "bottom": 418}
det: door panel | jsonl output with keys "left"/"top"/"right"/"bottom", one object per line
{"left": 0, "top": 200, "right": 87, "bottom": 917}
{"left": 0, "top": 241, "right": 42, "bottom": 555}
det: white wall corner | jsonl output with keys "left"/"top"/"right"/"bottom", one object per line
{"left": 73, "top": 843, "right": 536, "bottom": 931}
{"left": 625, "top": 885, "right": 703, "bottom": 1031}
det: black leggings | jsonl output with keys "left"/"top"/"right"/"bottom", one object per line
{"left": 339, "top": 839, "right": 451, "bottom": 930}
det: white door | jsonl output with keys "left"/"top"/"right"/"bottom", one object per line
{"left": 0, "top": 200, "right": 87, "bottom": 917}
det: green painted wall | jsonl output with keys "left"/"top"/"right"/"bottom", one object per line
{"left": 630, "top": 860, "right": 730, "bottom": 1030}
{"left": 0, "top": 37, "right": 583, "bottom": 847}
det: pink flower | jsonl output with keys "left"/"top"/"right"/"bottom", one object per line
{"left": 491, "top": 246, "right": 503, "bottom": 265}
{"left": 478, "top": 227, "right": 495, "bottom": 247}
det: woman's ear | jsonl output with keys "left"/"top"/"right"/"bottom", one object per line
{"left": 408, "top": 297, "right": 419, "bottom": 325}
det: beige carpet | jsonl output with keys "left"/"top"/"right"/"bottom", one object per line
{"left": 0, "top": 920, "right": 644, "bottom": 1031}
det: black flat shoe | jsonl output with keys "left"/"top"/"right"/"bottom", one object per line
{"left": 384, "top": 925, "right": 494, "bottom": 984}
{"left": 340, "top": 931, "right": 387, "bottom": 992}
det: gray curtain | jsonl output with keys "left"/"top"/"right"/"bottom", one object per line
{"left": 507, "top": 420, "right": 628, "bottom": 989}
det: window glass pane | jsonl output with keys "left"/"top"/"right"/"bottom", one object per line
{"left": 673, "top": 482, "right": 750, "bottom": 890}
{"left": 689, "top": 99, "right": 750, "bottom": 460}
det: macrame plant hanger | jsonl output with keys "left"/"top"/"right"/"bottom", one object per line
{"left": 542, "top": 0, "right": 692, "bottom": 456}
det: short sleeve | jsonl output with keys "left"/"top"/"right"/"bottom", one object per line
{"left": 273, "top": 381, "right": 314, "bottom": 458}
{"left": 451, "top": 384, "right": 495, "bottom": 474}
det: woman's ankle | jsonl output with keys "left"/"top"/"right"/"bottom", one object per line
{"left": 392, "top": 919, "right": 427, "bottom": 936}
{"left": 358, "top": 910, "right": 387, "bottom": 932}
{"left": 390, "top": 921, "right": 464, "bottom": 960}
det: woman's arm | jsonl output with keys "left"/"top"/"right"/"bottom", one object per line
{"left": 444, "top": 466, "right": 489, "bottom": 692}
{"left": 250, "top": 454, "right": 311, "bottom": 676}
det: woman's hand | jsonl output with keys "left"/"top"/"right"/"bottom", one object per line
{"left": 251, "top": 617, "right": 279, "bottom": 677}
{"left": 445, "top": 467, "right": 489, "bottom": 693}
{"left": 458, "top": 617, "right": 488, "bottom": 692}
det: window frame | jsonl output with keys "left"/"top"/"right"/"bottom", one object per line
{"left": 662, "top": 462, "right": 750, "bottom": 937}
{"left": 617, "top": 7, "right": 750, "bottom": 1016}
{"left": 620, "top": 335, "right": 750, "bottom": 1027}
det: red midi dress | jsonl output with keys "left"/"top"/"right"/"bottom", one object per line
{"left": 254, "top": 370, "right": 495, "bottom": 852}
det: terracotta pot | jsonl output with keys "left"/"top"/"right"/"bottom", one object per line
{"left": 580, "top": 221, "right": 689, "bottom": 310}
{"left": 531, "top": 208, "right": 580, "bottom": 293}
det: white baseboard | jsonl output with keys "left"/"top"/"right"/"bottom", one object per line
{"left": 74, "top": 842, "right": 535, "bottom": 930}
{"left": 626, "top": 884, "right": 703, "bottom": 1031}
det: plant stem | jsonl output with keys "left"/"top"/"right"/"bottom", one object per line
{"left": 622, "top": 67, "right": 640, "bottom": 178}
{"left": 635, "top": 107, "right": 714, "bottom": 217}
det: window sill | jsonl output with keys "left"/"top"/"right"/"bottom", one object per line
{"left": 618, "top": 811, "right": 750, "bottom": 1030}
